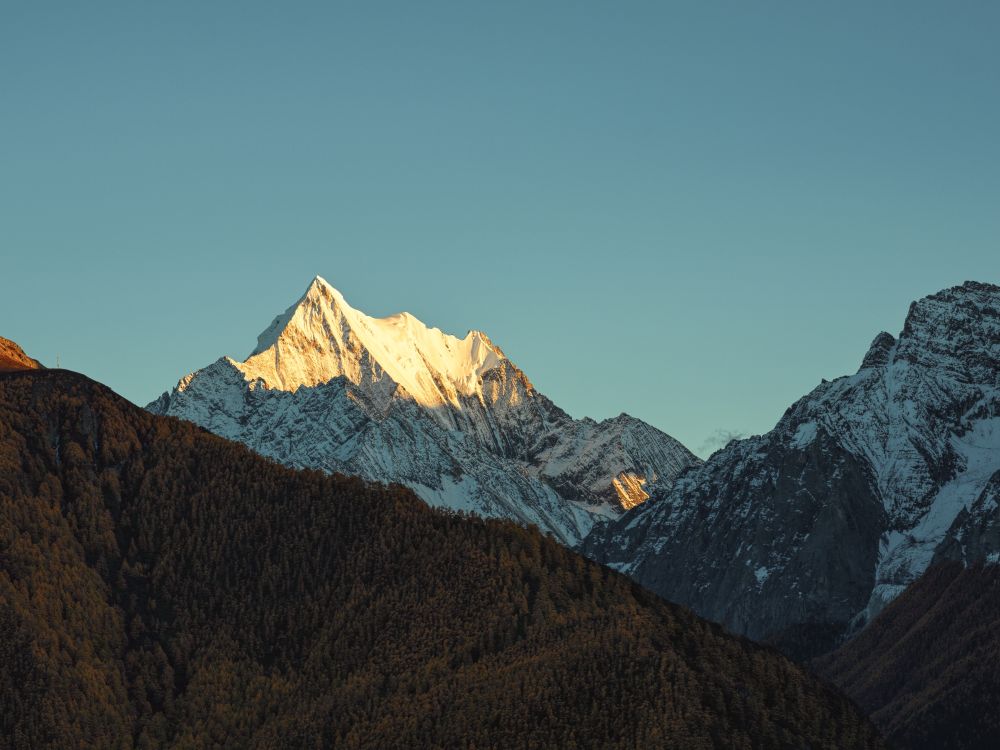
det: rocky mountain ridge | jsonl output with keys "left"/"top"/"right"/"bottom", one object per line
{"left": 583, "top": 281, "right": 1000, "bottom": 657}
{"left": 149, "top": 277, "right": 699, "bottom": 544}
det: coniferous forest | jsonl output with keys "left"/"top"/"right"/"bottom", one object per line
{"left": 815, "top": 561, "right": 1000, "bottom": 750}
{"left": 0, "top": 369, "right": 885, "bottom": 749}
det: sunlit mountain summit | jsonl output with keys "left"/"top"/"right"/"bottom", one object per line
{"left": 150, "top": 276, "right": 698, "bottom": 543}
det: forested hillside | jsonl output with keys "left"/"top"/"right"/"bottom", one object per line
{"left": 815, "top": 561, "right": 1000, "bottom": 750}
{"left": 0, "top": 369, "right": 884, "bottom": 749}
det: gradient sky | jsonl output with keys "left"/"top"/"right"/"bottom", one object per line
{"left": 3, "top": 2, "right": 998, "bottom": 456}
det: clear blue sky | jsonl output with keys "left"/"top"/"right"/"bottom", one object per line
{"left": 3, "top": 2, "right": 998, "bottom": 456}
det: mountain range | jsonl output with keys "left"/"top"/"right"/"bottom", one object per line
{"left": 149, "top": 276, "right": 698, "bottom": 545}
{"left": 3, "top": 276, "right": 999, "bottom": 747}
{"left": 151, "top": 277, "right": 1000, "bottom": 664}
{"left": 583, "top": 281, "right": 1000, "bottom": 658}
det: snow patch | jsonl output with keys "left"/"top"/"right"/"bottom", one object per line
{"left": 791, "top": 421, "right": 818, "bottom": 448}
{"left": 868, "top": 416, "right": 1000, "bottom": 617}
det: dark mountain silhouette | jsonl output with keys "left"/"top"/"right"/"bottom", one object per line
{"left": 0, "top": 364, "right": 883, "bottom": 749}
{"left": 815, "top": 561, "right": 1000, "bottom": 750}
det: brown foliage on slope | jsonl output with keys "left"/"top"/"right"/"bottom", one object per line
{"left": 0, "top": 369, "right": 884, "bottom": 749}
{"left": 0, "top": 337, "right": 43, "bottom": 372}
{"left": 814, "top": 562, "right": 1000, "bottom": 749}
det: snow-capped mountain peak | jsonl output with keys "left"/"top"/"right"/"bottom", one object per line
{"left": 583, "top": 280, "right": 1000, "bottom": 658}
{"left": 215, "top": 275, "right": 507, "bottom": 410}
{"left": 152, "top": 276, "right": 699, "bottom": 545}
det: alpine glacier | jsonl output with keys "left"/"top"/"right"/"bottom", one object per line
{"left": 583, "top": 281, "right": 1000, "bottom": 658}
{"left": 149, "top": 276, "right": 699, "bottom": 544}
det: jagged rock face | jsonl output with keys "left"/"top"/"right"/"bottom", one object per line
{"left": 149, "top": 277, "right": 698, "bottom": 545}
{"left": 583, "top": 281, "right": 1000, "bottom": 657}
{"left": 585, "top": 428, "right": 887, "bottom": 658}
{"left": 933, "top": 471, "right": 1000, "bottom": 566}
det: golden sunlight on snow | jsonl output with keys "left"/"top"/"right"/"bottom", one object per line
{"left": 612, "top": 472, "right": 650, "bottom": 510}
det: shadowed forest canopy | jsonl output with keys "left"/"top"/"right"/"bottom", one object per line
{"left": 815, "top": 562, "right": 1000, "bottom": 750}
{"left": 0, "top": 369, "right": 884, "bottom": 749}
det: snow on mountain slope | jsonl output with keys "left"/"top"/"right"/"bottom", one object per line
{"left": 149, "top": 277, "right": 699, "bottom": 544}
{"left": 583, "top": 281, "right": 1000, "bottom": 658}
{"left": 237, "top": 277, "right": 504, "bottom": 413}
{"left": 933, "top": 469, "right": 1000, "bottom": 567}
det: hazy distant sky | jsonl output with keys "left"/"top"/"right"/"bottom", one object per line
{"left": 3, "top": 2, "right": 998, "bottom": 456}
